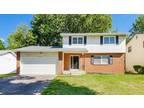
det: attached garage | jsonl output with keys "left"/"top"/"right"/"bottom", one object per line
{"left": 20, "top": 52, "right": 58, "bottom": 75}
{"left": 15, "top": 46, "right": 85, "bottom": 75}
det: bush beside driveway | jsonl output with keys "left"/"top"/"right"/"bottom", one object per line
{"left": 42, "top": 74, "right": 144, "bottom": 95}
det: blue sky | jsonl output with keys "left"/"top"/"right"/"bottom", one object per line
{"left": 0, "top": 14, "right": 138, "bottom": 42}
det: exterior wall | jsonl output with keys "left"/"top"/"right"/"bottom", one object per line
{"left": 63, "top": 36, "right": 126, "bottom": 53}
{"left": 126, "top": 34, "right": 144, "bottom": 72}
{"left": 16, "top": 52, "right": 20, "bottom": 74}
{"left": 0, "top": 53, "right": 16, "bottom": 74}
{"left": 57, "top": 52, "right": 63, "bottom": 75}
{"left": 64, "top": 53, "right": 84, "bottom": 71}
{"left": 64, "top": 53, "right": 125, "bottom": 74}
{"left": 85, "top": 53, "right": 125, "bottom": 74}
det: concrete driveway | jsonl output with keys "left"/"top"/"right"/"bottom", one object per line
{"left": 0, "top": 75, "right": 54, "bottom": 95}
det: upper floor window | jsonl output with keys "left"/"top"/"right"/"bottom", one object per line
{"left": 103, "top": 36, "right": 116, "bottom": 44}
{"left": 128, "top": 46, "right": 132, "bottom": 53}
{"left": 72, "top": 37, "right": 83, "bottom": 44}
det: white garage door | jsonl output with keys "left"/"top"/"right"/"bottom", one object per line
{"left": 20, "top": 52, "right": 58, "bottom": 75}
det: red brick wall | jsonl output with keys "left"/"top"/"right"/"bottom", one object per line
{"left": 64, "top": 53, "right": 84, "bottom": 71}
{"left": 57, "top": 52, "right": 63, "bottom": 75}
{"left": 85, "top": 53, "right": 125, "bottom": 74}
{"left": 64, "top": 53, "right": 125, "bottom": 74}
{"left": 16, "top": 52, "right": 20, "bottom": 74}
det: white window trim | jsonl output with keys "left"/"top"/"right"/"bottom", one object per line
{"left": 92, "top": 55, "right": 111, "bottom": 65}
{"left": 103, "top": 36, "right": 116, "bottom": 45}
{"left": 72, "top": 36, "right": 84, "bottom": 45}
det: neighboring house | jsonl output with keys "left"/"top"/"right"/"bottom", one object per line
{"left": 126, "top": 33, "right": 144, "bottom": 72}
{"left": 0, "top": 50, "right": 16, "bottom": 74}
{"left": 15, "top": 33, "right": 126, "bottom": 75}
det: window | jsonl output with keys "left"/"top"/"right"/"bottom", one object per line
{"left": 91, "top": 56, "right": 112, "bottom": 65}
{"left": 143, "top": 41, "right": 144, "bottom": 48}
{"left": 128, "top": 46, "right": 132, "bottom": 53}
{"left": 72, "top": 37, "right": 83, "bottom": 44}
{"left": 73, "top": 37, "right": 77, "bottom": 44}
{"left": 103, "top": 36, "right": 116, "bottom": 44}
{"left": 78, "top": 37, "right": 83, "bottom": 44}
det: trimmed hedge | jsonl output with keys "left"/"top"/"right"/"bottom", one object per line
{"left": 133, "top": 65, "right": 144, "bottom": 74}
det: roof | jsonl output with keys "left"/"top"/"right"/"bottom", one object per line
{"left": 127, "top": 33, "right": 144, "bottom": 44}
{"left": 0, "top": 50, "right": 16, "bottom": 56}
{"left": 14, "top": 46, "right": 88, "bottom": 52}
{"left": 60, "top": 33, "right": 127, "bottom": 36}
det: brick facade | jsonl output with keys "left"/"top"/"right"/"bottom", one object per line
{"left": 64, "top": 53, "right": 125, "bottom": 74}
{"left": 57, "top": 52, "right": 63, "bottom": 75}
{"left": 16, "top": 52, "right": 20, "bottom": 74}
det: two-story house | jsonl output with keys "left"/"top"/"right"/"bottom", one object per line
{"left": 126, "top": 33, "right": 144, "bottom": 73}
{"left": 15, "top": 33, "right": 126, "bottom": 75}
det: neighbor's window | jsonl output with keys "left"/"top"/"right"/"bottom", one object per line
{"left": 103, "top": 36, "right": 116, "bottom": 44}
{"left": 72, "top": 37, "right": 83, "bottom": 44}
{"left": 128, "top": 46, "right": 132, "bottom": 52}
{"left": 91, "top": 56, "right": 112, "bottom": 65}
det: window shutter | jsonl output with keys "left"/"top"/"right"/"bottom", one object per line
{"left": 109, "top": 55, "right": 113, "bottom": 64}
{"left": 100, "top": 36, "right": 103, "bottom": 45}
{"left": 84, "top": 36, "right": 87, "bottom": 45}
{"left": 116, "top": 36, "right": 119, "bottom": 44}
{"left": 69, "top": 36, "right": 72, "bottom": 45}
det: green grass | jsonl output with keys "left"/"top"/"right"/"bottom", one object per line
{"left": 0, "top": 73, "right": 16, "bottom": 79}
{"left": 42, "top": 74, "right": 144, "bottom": 95}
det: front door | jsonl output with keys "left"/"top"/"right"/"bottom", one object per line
{"left": 71, "top": 56, "right": 79, "bottom": 69}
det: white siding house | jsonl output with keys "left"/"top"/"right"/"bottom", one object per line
{"left": 126, "top": 34, "right": 144, "bottom": 72}
{"left": 0, "top": 51, "right": 16, "bottom": 74}
{"left": 62, "top": 33, "right": 126, "bottom": 53}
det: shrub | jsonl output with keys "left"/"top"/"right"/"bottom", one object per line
{"left": 133, "top": 65, "right": 144, "bottom": 74}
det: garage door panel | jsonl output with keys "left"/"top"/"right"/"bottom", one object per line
{"left": 20, "top": 53, "right": 58, "bottom": 75}
{"left": 21, "top": 57, "right": 57, "bottom": 64}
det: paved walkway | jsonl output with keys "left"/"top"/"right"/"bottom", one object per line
{"left": 0, "top": 75, "right": 54, "bottom": 95}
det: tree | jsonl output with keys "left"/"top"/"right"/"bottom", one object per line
{"left": 0, "top": 39, "right": 5, "bottom": 50}
{"left": 31, "top": 15, "right": 66, "bottom": 46}
{"left": 64, "top": 14, "right": 112, "bottom": 33}
{"left": 130, "top": 15, "right": 144, "bottom": 33}
{"left": 31, "top": 14, "right": 112, "bottom": 46}
{"left": 7, "top": 24, "right": 36, "bottom": 49}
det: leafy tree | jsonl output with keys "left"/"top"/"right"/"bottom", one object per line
{"left": 31, "top": 15, "right": 65, "bottom": 46}
{"left": 130, "top": 15, "right": 144, "bottom": 33}
{"left": 64, "top": 14, "right": 112, "bottom": 32}
{"left": 0, "top": 39, "right": 5, "bottom": 50}
{"left": 31, "top": 14, "right": 112, "bottom": 46}
{"left": 25, "top": 30, "right": 37, "bottom": 46}
{"left": 7, "top": 24, "right": 36, "bottom": 49}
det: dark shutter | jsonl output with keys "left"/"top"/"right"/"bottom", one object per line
{"left": 84, "top": 36, "right": 87, "bottom": 45}
{"left": 116, "top": 36, "right": 119, "bottom": 44}
{"left": 69, "top": 36, "right": 72, "bottom": 45}
{"left": 91, "top": 55, "right": 94, "bottom": 64}
{"left": 109, "top": 55, "right": 113, "bottom": 64}
{"left": 100, "top": 36, "right": 103, "bottom": 45}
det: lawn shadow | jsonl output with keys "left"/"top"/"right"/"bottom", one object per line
{"left": 42, "top": 79, "right": 100, "bottom": 95}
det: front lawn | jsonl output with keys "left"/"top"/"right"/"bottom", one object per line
{"left": 42, "top": 74, "right": 144, "bottom": 95}
{"left": 0, "top": 73, "right": 16, "bottom": 79}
